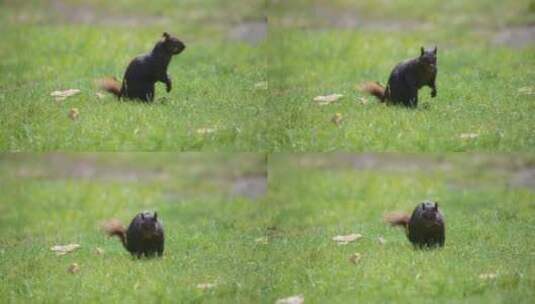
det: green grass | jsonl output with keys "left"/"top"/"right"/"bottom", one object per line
{"left": 0, "top": 0, "right": 267, "bottom": 151}
{"left": 265, "top": 0, "right": 535, "bottom": 151}
{"left": 263, "top": 154, "right": 535, "bottom": 303}
{"left": 0, "top": 153, "right": 269, "bottom": 303}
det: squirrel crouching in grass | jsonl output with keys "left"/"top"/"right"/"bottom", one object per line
{"left": 99, "top": 32, "right": 185, "bottom": 102}
{"left": 361, "top": 46, "right": 438, "bottom": 108}
{"left": 385, "top": 200, "right": 445, "bottom": 249}
{"left": 103, "top": 211, "right": 164, "bottom": 258}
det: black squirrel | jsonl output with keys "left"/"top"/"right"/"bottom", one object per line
{"left": 385, "top": 200, "right": 445, "bottom": 248}
{"left": 100, "top": 32, "right": 185, "bottom": 102}
{"left": 361, "top": 46, "right": 437, "bottom": 108}
{"left": 103, "top": 211, "right": 165, "bottom": 258}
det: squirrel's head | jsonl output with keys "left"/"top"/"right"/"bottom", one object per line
{"left": 161, "top": 32, "right": 185, "bottom": 55}
{"left": 140, "top": 212, "right": 160, "bottom": 237}
{"left": 419, "top": 200, "right": 440, "bottom": 220}
{"left": 419, "top": 46, "right": 437, "bottom": 67}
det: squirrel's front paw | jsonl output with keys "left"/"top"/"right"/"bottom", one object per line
{"left": 431, "top": 90, "right": 437, "bottom": 98}
{"left": 166, "top": 83, "right": 172, "bottom": 93}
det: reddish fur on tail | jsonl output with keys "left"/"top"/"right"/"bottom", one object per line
{"left": 384, "top": 212, "right": 411, "bottom": 228}
{"left": 360, "top": 82, "right": 386, "bottom": 102}
{"left": 102, "top": 219, "right": 127, "bottom": 248}
{"left": 98, "top": 77, "right": 121, "bottom": 98}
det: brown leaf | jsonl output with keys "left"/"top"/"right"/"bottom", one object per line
{"left": 50, "top": 244, "right": 81, "bottom": 256}
{"left": 331, "top": 113, "right": 343, "bottom": 126}
{"left": 332, "top": 233, "right": 362, "bottom": 245}
{"left": 68, "top": 108, "right": 79, "bottom": 120}
{"left": 67, "top": 263, "right": 80, "bottom": 274}
{"left": 349, "top": 252, "right": 362, "bottom": 264}
{"left": 275, "top": 295, "right": 304, "bottom": 304}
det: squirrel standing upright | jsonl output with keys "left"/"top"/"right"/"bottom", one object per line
{"left": 100, "top": 32, "right": 185, "bottom": 102}
{"left": 361, "top": 46, "right": 438, "bottom": 108}
{"left": 103, "top": 211, "right": 165, "bottom": 258}
{"left": 385, "top": 200, "right": 445, "bottom": 248}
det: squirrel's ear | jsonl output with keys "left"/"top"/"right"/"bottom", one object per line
{"left": 434, "top": 202, "right": 439, "bottom": 210}
{"left": 162, "top": 32, "right": 170, "bottom": 40}
{"left": 433, "top": 46, "right": 438, "bottom": 54}
{"left": 141, "top": 213, "right": 145, "bottom": 220}
{"left": 154, "top": 212, "right": 158, "bottom": 220}
{"left": 420, "top": 47, "right": 425, "bottom": 56}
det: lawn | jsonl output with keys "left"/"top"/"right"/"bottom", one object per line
{"left": 0, "top": 0, "right": 267, "bottom": 151}
{"left": 263, "top": 154, "right": 535, "bottom": 303}
{"left": 0, "top": 153, "right": 269, "bottom": 303}
{"left": 265, "top": 0, "right": 535, "bottom": 151}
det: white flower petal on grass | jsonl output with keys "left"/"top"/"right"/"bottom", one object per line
{"left": 313, "top": 93, "right": 343, "bottom": 105}
{"left": 275, "top": 295, "right": 304, "bottom": 304}
{"left": 332, "top": 233, "right": 362, "bottom": 245}
{"left": 50, "top": 89, "right": 80, "bottom": 101}
{"left": 50, "top": 244, "right": 81, "bottom": 256}
{"left": 377, "top": 236, "right": 386, "bottom": 245}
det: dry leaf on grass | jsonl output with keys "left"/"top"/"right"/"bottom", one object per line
{"left": 377, "top": 236, "right": 386, "bottom": 245}
{"left": 68, "top": 108, "right": 79, "bottom": 120}
{"left": 95, "top": 92, "right": 106, "bottom": 99}
{"left": 460, "top": 133, "right": 479, "bottom": 140}
{"left": 332, "top": 233, "right": 362, "bottom": 245}
{"left": 254, "top": 81, "right": 268, "bottom": 90}
{"left": 196, "top": 127, "right": 217, "bottom": 135}
{"left": 349, "top": 252, "right": 362, "bottom": 264}
{"left": 517, "top": 86, "right": 534, "bottom": 95}
{"left": 67, "top": 263, "right": 80, "bottom": 274}
{"left": 275, "top": 295, "right": 304, "bottom": 304}
{"left": 95, "top": 247, "right": 104, "bottom": 255}
{"left": 313, "top": 94, "right": 343, "bottom": 105}
{"left": 255, "top": 237, "right": 269, "bottom": 245}
{"left": 50, "top": 89, "right": 80, "bottom": 101}
{"left": 331, "top": 113, "right": 343, "bottom": 126}
{"left": 357, "top": 97, "right": 369, "bottom": 105}
{"left": 50, "top": 244, "right": 81, "bottom": 256}
{"left": 196, "top": 282, "right": 217, "bottom": 290}
{"left": 479, "top": 273, "right": 498, "bottom": 280}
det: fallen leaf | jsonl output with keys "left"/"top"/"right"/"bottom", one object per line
{"left": 377, "top": 236, "right": 386, "bottom": 245}
{"left": 479, "top": 273, "right": 498, "bottom": 280}
{"left": 50, "top": 244, "right": 81, "bottom": 256}
{"left": 196, "top": 127, "right": 217, "bottom": 135}
{"left": 313, "top": 93, "right": 343, "bottom": 105}
{"left": 134, "top": 128, "right": 140, "bottom": 135}
{"left": 68, "top": 108, "right": 79, "bottom": 120}
{"left": 358, "top": 97, "right": 369, "bottom": 105}
{"left": 50, "top": 89, "right": 80, "bottom": 101}
{"left": 196, "top": 282, "right": 217, "bottom": 290}
{"left": 275, "top": 295, "right": 304, "bottom": 304}
{"left": 67, "top": 263, "right": 80, "bottom": 274}
{"left": 331, "top": 113, "right": 343, "bottom": 126}
{"left": 460, "top": 133, "right": 479, "bottom": 140}
{"left": 349, "top": 252, "right": 362, "bottom": 264}
{"left": 95, "top": 92, "right": 106, "bottom": 99}
{"left": 255, "top": 237, "right": 269, "bottom": 245}
{"left": 332, "top": 233, "right": 362, "bottom": 245}
{"left": 254, "top": 81, "right": 268, "bottom": 90}
{"left": 517, "top": 86, "right": 534, "bottom": 95}
{"left": 95, "top": 247, "right": 104, "bottom": 255}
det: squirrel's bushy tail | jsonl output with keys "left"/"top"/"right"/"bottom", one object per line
{"left": 102, "top": 219, "right": 127, "bottom": 249}
{"left": 98, "top": 77, "right": 121, "bottom": 98}
{"left": 360, "top": 82, "right": 386, "bottom": 102}
{"left": 384, "top": 212, "right": 410, "bottom": 229}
